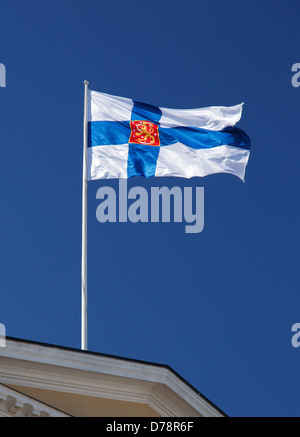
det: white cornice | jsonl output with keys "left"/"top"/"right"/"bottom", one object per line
{"left": 0, "top": 339, "right": 224, "bottom": 417}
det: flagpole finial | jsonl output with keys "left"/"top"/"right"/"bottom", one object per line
{"left": 84, "top": 80, "right": 89, "bottom": 85}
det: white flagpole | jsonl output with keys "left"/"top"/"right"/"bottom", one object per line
{"left": 81, "top": 80, "right": 89, "bottom": 350}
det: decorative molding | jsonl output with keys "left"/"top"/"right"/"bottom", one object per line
{"left": 0, "top": 384, "right": 69, "bottom": 417}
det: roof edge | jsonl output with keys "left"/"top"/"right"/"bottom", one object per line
{"left": 3, "top": 336, "right": 227, "bottom": 417}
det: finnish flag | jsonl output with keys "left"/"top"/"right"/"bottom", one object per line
{"left": 87, "top": 90, "right": 251, "bottom": 181}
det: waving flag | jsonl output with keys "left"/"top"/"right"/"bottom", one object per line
{"left": 87, "top": 90, "right": 251, "bottom": 181}
{"left": 80, "top": 84, "right": 251, "bottom": 350}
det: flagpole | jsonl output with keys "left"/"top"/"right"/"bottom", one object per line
{"left": 81, "top": 80, "right": 89, "bottom": 350}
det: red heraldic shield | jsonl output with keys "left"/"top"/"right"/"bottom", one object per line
{"left": 129, "top": 120, "right": 160, "bottom": 146}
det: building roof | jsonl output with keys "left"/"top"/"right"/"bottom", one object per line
{"left": 0, "top": 337, "right": 226, "bottom": 417}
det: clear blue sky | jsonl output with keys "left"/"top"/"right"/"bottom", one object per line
{"left": 0, "top": 0, "right": 299, "bottom": 417}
